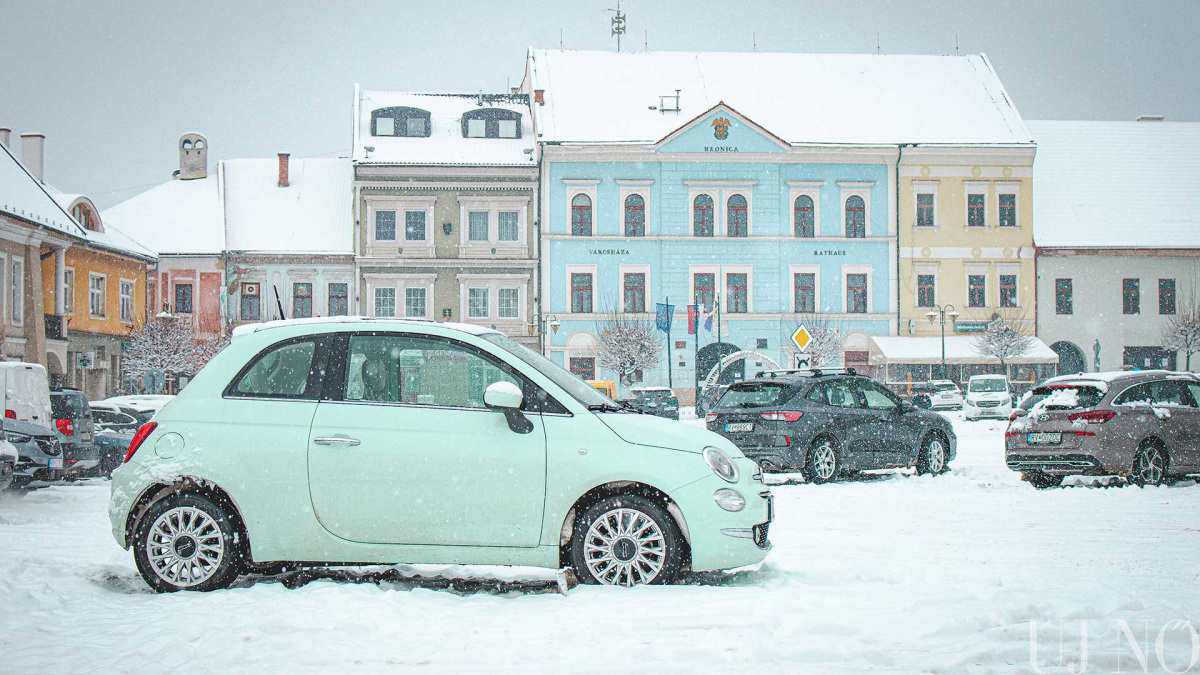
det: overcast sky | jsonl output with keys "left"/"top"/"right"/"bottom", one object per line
{"left": 3, "top": 0, "right": 1197, "bottom": 209}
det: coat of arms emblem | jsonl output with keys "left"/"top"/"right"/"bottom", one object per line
{"left": 711, "top": 116, "right": 732, "bottom": 140}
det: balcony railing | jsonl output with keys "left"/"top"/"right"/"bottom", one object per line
{"left": 44, "top": 314, "right": 67, "bottom": 341}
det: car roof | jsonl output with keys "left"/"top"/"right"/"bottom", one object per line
{"left": 969, "top": 374, "right": 1007, "bottom": 380}
{"left": 230, "top": 316, "right": 502, "bottom": 339}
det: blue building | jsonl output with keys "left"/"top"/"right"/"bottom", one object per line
{"left": 521, "top": 50, "right": 1003, "bottom": 401}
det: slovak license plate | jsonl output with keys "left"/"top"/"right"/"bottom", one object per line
{"left": 1027, "top": 432, "right": 1062, "bottom": 445}
{"left": 725, "top": 422, "right": 754, "bottom": 433}
{"left": 48, "top": 458, "right": 63, "bottom": 469}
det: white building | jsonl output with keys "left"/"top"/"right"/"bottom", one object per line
{"left": 1029, "top": 119, "right": 1200, "bottom": 373}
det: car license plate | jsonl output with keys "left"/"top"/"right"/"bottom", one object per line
{"left": 1027, "top": 432, "right": 1062, "bottom": 445}
{"left": 48, "top": 458, "right": 63, "bottom": 469}
{"left": 725, "top": 422, "right": 754, "bottom": 433}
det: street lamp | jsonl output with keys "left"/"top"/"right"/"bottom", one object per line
{"left": 530, "top": 313, "right": 560, "bottom": 355}
{"left": 926, "top": 304, "right": 959, "bottom": 380}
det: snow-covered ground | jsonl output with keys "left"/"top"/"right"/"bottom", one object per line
{"left": 3, "top": 412, "right": 1199, "bottom": 674}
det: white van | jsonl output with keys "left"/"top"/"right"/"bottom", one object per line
{"left": 0, "top": 362, "right": 54, "bottom": 427}
{"left": 963, "top": 374, "right": 1013, "bottom": 420}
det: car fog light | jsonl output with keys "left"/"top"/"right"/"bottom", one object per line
{"left": 713, "top": 488, "right": 746, "bottom": 512}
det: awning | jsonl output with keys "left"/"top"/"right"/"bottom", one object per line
{"left": 868, "top": 335, "right": 1058, "bottom": 365}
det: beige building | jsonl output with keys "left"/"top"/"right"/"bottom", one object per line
{"left": 353, "top": 90, "right": 539, "bottom": 347}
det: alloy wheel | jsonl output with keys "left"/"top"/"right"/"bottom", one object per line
{"left": 583, "top": 507, "right": 666, "bottom": 587}
{"left": 927, "top": 440, "right": 946, "bottom": 473}
{"left": 146, "top": 506, "right": 226, "bottom": 588}
{"left": 813, "top": 443, "right": 837, "bottom": 480}
{"left": 1135, "top": 445, "right": 1166, "bottom": 486}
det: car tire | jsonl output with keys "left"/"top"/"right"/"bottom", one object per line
{"left": 1130, "top": 441, "right": 1168, "bottom": 488}
{"left": 916, "top": 433, "right": 948, "bottom": 475}
{"left": 570, "top": 495, "right": 684, "bottom": 587}
{"left": 1022, "top": 471, "right": 1064, "bottom": 489}
{"left": 802, "top": 438, "right": 840, "bottom": 484}
{"left": 133, "top": 493, "right": 242, "bottom": 593}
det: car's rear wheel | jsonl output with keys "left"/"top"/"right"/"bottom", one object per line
{"left": 1022, "top": 471, "right": 1064, "bottom": 489}
{"left": 916, "top": 434, "right": 948, "bottom": 475}
{"left": 133, "top": 493, "right": 241, "bottom": 593}
{"left": 570, "top": 495, "right": 683, "bottom": 587}
{"left": 1130, "top": 442, "right": 1168, "bottom": 487}
{"left": 803, "top": 438, "right": 840, "bottom": 484}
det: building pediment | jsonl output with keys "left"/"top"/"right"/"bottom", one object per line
{"left": 654, "top": 102, "right": 791, "bottom": 154}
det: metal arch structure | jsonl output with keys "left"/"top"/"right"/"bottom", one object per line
{"left": 701, "top": 350, "right": 781, "bottom": 390}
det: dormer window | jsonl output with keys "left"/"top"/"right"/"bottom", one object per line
{"left": 461, "top": 109, "right": 522, "bottom": 139}
{"left": 372, "top": 107, "right": 431, "bottom": 138}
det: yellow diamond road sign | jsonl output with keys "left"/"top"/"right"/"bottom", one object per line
{"left": 791, "top": 325, "right": 813, "bottom": 352}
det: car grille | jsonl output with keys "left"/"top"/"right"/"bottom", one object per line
{"left": 976, "top": 400, "right": 1003, "bottom": 408}
{"left": 752, "top": 522, "right": 770, "bottom": 549}
{"left": 36, "top": 438, "right": 61, "bottom": 456}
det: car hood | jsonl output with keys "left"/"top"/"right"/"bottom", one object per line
{"left": 596, "top": 413, "right": 724, "bottom": 454}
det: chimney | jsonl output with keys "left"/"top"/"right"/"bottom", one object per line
{"left": 534, "top": 90, "right": 545, "bottom": 106}
{"left": 0, "top": 128, "right": 10, "bottom": 150}
{"left": 178, "top": 133, "right": 208, "bottom": 180}
{"left": 1136, "top": 115, "right": 1165, "bottom": 122}
{"left": 277, "top": 153, "right": 290, "bottom": 188}
{"left": 20, "top": 133, "right": 45, "bottom": 183}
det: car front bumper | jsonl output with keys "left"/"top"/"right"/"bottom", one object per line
{"left": 667, "top": 462, "right": 772, "bottom": 573}
{"left": 964, "top": 400, "right": 1012, "bottom": 418}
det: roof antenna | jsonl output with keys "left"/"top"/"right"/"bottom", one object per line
{"left": 955, "top": 34, "right": 959, "bottom": 54}
{"left": 644, "top": 29, "right": 648, "bottom": 51}
{"left": 559, "top": 27, "right": 563, "bottom": 50}
{"left": 606, "top": 0, "right": 626, "bottom": 52}
{"left": 753, "top": 32, "right": 757, "bottom": 52}
{"left": 876, "top": 32, "right": 880, "bottom": 54}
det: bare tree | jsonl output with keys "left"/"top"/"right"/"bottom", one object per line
{"left": 796, "top": 313, "right": 843, "bottom": 368}
{"left": 972, "top": 317, "right": 1034, "bottom": 371}
{"left": 596, "top": 310, "right": 662, "bottom": 386}
{"left": 1162, "top": 306, "right": 1200, "bottom": 371}
{"left": 121, "top": 318, "right": 207, "bottom": 387}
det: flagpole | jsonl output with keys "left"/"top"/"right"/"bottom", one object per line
{"left": 717, "top": 264, "right": 723, "bottom": 343}
{"left": 693, "top": 305, "right": 700, "bottom": 404}
{"left": 665, "top": 296, "right": 673, "bottom": 390}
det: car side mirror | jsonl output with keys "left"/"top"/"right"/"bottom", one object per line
{"left": 899, "top": 401, "right": 916, "bottom": 413}
{"left": 484, "top": 381, "right": 533, "bottom": 434}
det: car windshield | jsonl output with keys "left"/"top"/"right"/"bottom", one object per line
{"left": 51, "top": 394, "right": 89, "bottom": 418}
{"left": 931, "top": 383, "right": 958, "bottom": 392}
{"left": 716, "top": 383, "right": 793, "bottom": 409}
{"left": 482, "top": 333, "right": 615, "bottom": 409}
{"left": 969, "top": 379, "right": 1007, "bottom": 393}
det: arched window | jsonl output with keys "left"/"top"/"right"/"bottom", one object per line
{"left": 181, "top": 140, "right": 192, "bottom": 149}
{"left": 194, "top": 140, "right": 205, "bottom": 149}
{"left": 571, "top": 194, "right": 592, "bottom": 236}
{"left": 794, "top": 195, "right": 815, "bottom": 238}
{"left": 624, "top": 194, "right": 645, "bottom": 237}
{"left": 693, "top": 194, "right": 714, "bottom": 237}
{"left": 462, "top": 108, "right": 523, "bottom": 139}
{"left": 727, "top": 195, "right": 748, "bottom": 237}
{"left": 845, "top": 195, "right": 866, "bottom": 238}
{"left": 372, "top": 106, "right": 431, "bottom": 137}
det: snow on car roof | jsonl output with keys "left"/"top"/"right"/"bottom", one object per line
{"left": 231, "top": 316, "right": 502, "bottom": 339}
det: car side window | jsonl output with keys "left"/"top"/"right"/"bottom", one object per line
{"left": 92, "top": 410, "right": 115, "bottom": 424}
{"left": 1187, "top": 384, "right": 1200, "bottom": 408}
{"left": 344, "top": 334, "right": 522, "bottom": 409}
{"left": 813, "top": 380, "right": 857, "bottom": 408}
{"left": 1152, "top": 381, "right": 1195, "bottom": 407}
{"left": 230, "top": 339, "right": 322, "bottom": 399}
{"left": 857, "top": 381, "right": 898, "bottom": 410}
{"left": 1113, "top": 383, "right": 1151, "bottom": 406}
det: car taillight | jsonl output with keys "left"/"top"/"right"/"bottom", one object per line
{"left": 124, "top": 422, "right": 158, "bottom": 464}
{"left": 1008, "top": 412, "right": 1020, "bottom": 421}
{"left": 1067, "top": 410, "right": 1117, "bottom": 424}
{"left": 1004, "top": 432, "right": 1020, "bottom": 438}
{"left": 55, "top": 419, "right": 74, "bottom": 436}
{"left": 4, "top": 410, "right": 14, "bottom": 419}
{"left": 705, "top": 413, "right": 718, "bottom": 423}
{"left": 760, "top": 411, "right": 803, "bottom": 422}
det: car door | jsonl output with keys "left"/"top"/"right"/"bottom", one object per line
{"left": 1161, "top": 381, "right": 1200, "bottom": 472}
{"left": 812, "top": 379, "right": 876, "bottom": 469}
{"left": 855, "top": 380, "right": 922, "bottom": 467}
{"left": 307, "top": 331, "right": 548, "bottom": 548}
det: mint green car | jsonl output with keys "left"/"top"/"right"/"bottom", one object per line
{"left": 109, "top": 319, "right": 773, "bottom": 592}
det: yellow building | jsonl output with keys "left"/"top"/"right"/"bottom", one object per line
{"left": 41, "top": 193, "right": 155, "bottom": 398}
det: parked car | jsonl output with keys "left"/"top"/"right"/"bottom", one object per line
{"left": 49, "top": 387, "right": 99, "bottom": 478}
{"left": 110, "top": 318, "right": 772, "bottom": 592}
{"left": 94, "top": 428, "right": 134, "bottom": 479}
{"left": 587, "top": 380, "right": 616, "bottom": 400}
{"left": 0, "top": 439, "right": 16, "bottom": 492}
{"left": 1006, "top": 370, "right": 1200, "bottom": 489}
{"left": 89, "top": 402, "right": 151, "bottom": 432}
{"left": 705, "top": 369, "right": 956, "bottom": 483}
{"left": 695, "top": 384, "right": 728, "bottom": 418}
{"left": 4, "top": 419, "right": 63, "bottom": 489}
{"left": 0, "top": 361, "right": 53, "bottom": 426}
{"left": 963, "top": 375, "right": 1013, "bottom": 421}
{"left": 629, "top": 387, "right": 681, "bottom": 420}
{"left": 100, "top": 395, "right": 174, "bottom": 415}
{"left": 918, "top": 380, "right": 963, "bottom": 410}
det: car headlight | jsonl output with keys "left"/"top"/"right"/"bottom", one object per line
{"left": 4, "top": 431, "right": 31, "bottom": 444}
{"left": 703, "top": 446, "right": 740, "bottom": 483}
{"left": 713, "top": 488, "right": 745, "bottom": 511}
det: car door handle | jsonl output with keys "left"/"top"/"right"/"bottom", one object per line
{"left": 313, "top": 437, "right": 361, "bottom": 446}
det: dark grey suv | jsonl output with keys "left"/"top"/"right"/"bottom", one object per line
{"left": 705, "top": 369, "right": 956, "bottom": 483}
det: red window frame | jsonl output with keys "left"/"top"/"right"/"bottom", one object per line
{"left": 794, "top": 195, "right": 815, "bottom": 237}
{"left": 1160, "top": 279, "right": 1177, "bottom": 315}
{"left": 967, "top": 194, "right": 986, "bottom": 227}
{"left": 794, "top": 273, "right": 815, "bottom": 312}
{"left": 726, "top": 273, "right": 748, "bottom": 313}
{"left": 693, "top": 194, "right": 714, "bottom": 237}
{"left": 623, "top": 194, "right": 645, "bottom": 237}
{"left": 845, "top": 196, "right": 866, "bottom": 238}
{"left": 569, "top": 357, "right": 596, "bottom": 380}
{"left": 916, "top": 193, "right": 935, "bottom": 227}
{"left": 623, "top": 272, "right": 646, "bottom": 313}
{"left": 968, "top": 274, "right": 986, "bottom": 307}
{"left": 727, "top": 195, "right": 748, "bottom": 237}
{"left": 999, "top": 274, "right": 1017, "bottom": 308}
{"left": 847, "top": 274, "right": 867, "bottom": 313}
{"left": 571, "top": 194, "right": 592, "bottom": 236}
{"left": 694, "top": 273, "right": 715, "bottom": 308}
{"left": 570, "top": 273, "right": 593, "bottom": 313}
{"left": 1055, "top": 279, "right": 1073, "bottom": 315}
{"left": 1122, "top": 278, "right": 1140, "bottom": 315}
{"left": 998, "top": 193, "right": 1017, "bottom": 227}
{"left": 917, "top": 274, "right": 936, "bottom": 307}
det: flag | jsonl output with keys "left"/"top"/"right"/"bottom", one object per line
{"left": 687, "top": 305, "right": 698, "bottom": 335}
{"left": 655, "top": 302, "right": 674, "bottom": 333}
{"left": 703, "top": 304, "right": 716, "bottom": 333}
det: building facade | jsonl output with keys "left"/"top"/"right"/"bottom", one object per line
{"left": 352, "top": 90, "right": 539, "bottom": 347}
{"left": 1028, "top": 120, "right": 1200, "bottom": 374}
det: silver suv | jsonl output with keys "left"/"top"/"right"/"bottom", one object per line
{"left": 1005, "top": 371, "right": 1200, "bottom": 488}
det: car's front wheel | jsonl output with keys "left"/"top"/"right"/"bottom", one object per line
{"left": 570, "top": 495, "right": 684, "bottom": 587}
{"left": 133, "top": 493, "right": 242, "bottom": 593}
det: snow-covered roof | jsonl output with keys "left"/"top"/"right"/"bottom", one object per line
{"left": 224, "top": 158, "right": 352, "bottom": 254}
{"left": 526, "top": 49, "right": 1032, "bottom": 145}
{"left": 0, "top": 142, "right": 86, "bottom": 236}
{"left": 101, "top": 172, "right": 225, "bottom": 255}
{"left": 354, "top": 90, "right": 536, "bottom": 166}
{"left": 869, "top": 336, "right": 1058, "bottom": 364}
{"left": 1027, "top": 120, "right": 1200, "bottom": 249}
{"left": 43, "top": 185, "right": 156, "bottom": 261}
